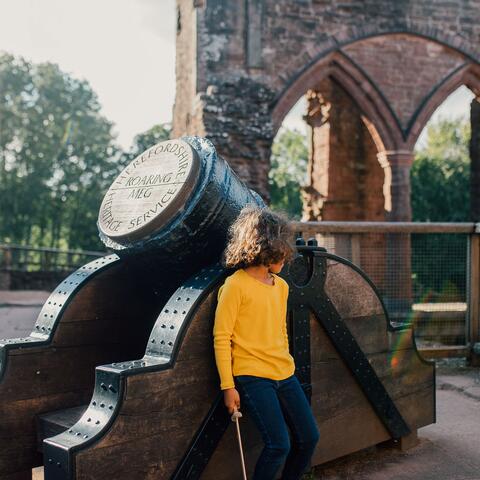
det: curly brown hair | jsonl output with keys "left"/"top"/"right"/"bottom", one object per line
{"left": 221, "top": 204, "right": 296, "bottom": 269}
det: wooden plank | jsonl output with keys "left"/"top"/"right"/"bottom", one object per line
{"left": 36, "top": 405, "right": 87, "bottom": 452}
{"left": 468, "top": 234, "right": 480, "bottom": 351}
{"left": 351, "top": 233, "right": 361, "bottom": 266}
{"left": 0, "top": 391, "right": 90, "bottom": 433}
{"left": 291, "top": 221, "right": 475, "bottom": 234}
{"left": 76, "top": 433, "right": 206, "bottom": 480}
{"left": 311, "top": 395, "right": 390, "bottom": 466}
{"left": 310, "top": 312, "right": 419, "bottom": 366}
{"left": 3, "top": 470, "right": 35, "bottom": 480}
{"left": 394, "top": 386, "right": 436, "bottom": 429}
{"left": 1, "top": 345, "right": 124, "bottom": 402}
{"left": 58, "top": 269, "right": 163, "bottom": 325}
{"left": 310, "top": 354, "right": 433, "bottom": 425}
{"left": 0, "top": 431, "right": 42, "bottom": 477}
{"left": 324, "top": 260, "right": 385, "bottom": 318}
{"left": 419, "top": 345, "right": 470, "bottom": 358}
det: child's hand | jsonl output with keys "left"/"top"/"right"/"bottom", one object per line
{"left": 223, "top": 387, "right": 241, "bottom": 414}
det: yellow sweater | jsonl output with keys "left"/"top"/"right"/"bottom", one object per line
{"left": 213, "top": 268, "right": 296, "bottom": 390}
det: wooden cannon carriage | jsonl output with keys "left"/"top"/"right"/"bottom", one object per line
{"left": 0, "top": 137, "right": 435, "bottom": 480}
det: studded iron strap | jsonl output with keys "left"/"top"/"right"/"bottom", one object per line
{"left": 171, "top": 392, "right": 231, "bottom": 479}
{"left": 42, "top": 244, "right": 409, "bottom": 479}
{"left": 170, "top": 298, "right": 316, "bottom": 479}
{"left": 0, "top": 254, "right": 120, "bottom": 382}
{"left": 43, "top": 262, "right": 227, "bottom": 479}
{"left": 171, "top": 242, "right": 409, "bottom": 480}
{"left": 292, "top": 244, "right": 410, "bottom": 439}
{"left": 168, "top": 248, "right": 316, "bottom": 480}
{"left": 289, "top": 308, "right": 312, "bottom": 401}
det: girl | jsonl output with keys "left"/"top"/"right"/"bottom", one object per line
{"left": 213, "top": 204, "right": 320, "bottom": 480}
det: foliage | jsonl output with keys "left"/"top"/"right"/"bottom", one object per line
{"left": 0, "top": 52, "right": 120, "bottom": 250}
{"left": 412, "top": 115, "right": 470, "bottom": 222}
{"left": 411, "top": 115, "right": 471, "bottom": 302}
{"left": 269, "top": 127, "right": 309, "bottom": 219}
{"left": 267, "top": 117, "right": 472, "bottom": 302}
{"left": 121, "top": 123, "right": 171, "bottom": 164}
{"left": 0, "top": 52, "right": 172, "bottom": 251}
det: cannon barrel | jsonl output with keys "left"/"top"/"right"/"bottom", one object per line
{"left": 98, "top": 136, "right": 265, "bottom": 271}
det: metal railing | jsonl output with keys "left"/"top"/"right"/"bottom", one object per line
{"left": 2, "top": 223, "right": 479, "bottom": 359}
{"left": 0, "top": 244, "right": 106, "bottom": 272}
{"left": 290, "top": 222, "right": 480, "bottom": 359}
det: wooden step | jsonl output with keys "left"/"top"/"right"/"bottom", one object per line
{"left": 418, "top": 345, "right": 470, "bottom": 359}
{"left": 36, "top": 405, "right": 88, "bottom": 452}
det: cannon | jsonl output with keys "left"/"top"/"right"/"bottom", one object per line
{"left": 0, "top": 137, "right": 435, "bottom": 479}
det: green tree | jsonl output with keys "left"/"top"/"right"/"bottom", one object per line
{"left": 411, "top": 115, "right": 471, "bottom": 301}
{"left": 0, "top": 52, "right": 120, "bottom": 250}
{"left": 129, "top": 123, "right": 171, "bottom": 157}
{"left": 120, "top": 123, "right": 171, "bottom": 168}
{"left": 269, "top": 127, "right": 308, "bottom": 219}
{"left": 412, "top": 115, "right": 470, "bottom": 222}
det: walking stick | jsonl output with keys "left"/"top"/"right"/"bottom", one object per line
{"left": 231, "top": 406, "right": 248, "bottom": 480}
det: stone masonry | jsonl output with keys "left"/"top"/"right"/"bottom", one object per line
{"left": 172, "top": 0, "right": 480, "bottom": 315}
{"left": 173, "top": 0, "right": 480, "bottom": 209}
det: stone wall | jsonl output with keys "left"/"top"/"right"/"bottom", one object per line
{"left": 173, "top": 0, "right": 480, "bottom": 208}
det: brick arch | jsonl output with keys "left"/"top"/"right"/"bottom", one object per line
{"left": 271, "top": 30, "right": 480, "bottom": 153}
{"left": 272, "top": 51, "right": 401, "bottom": 152}
{"left": 330, "top": 23, "right": 479, "bottom": 63}
{"left": 406, "top": 63, "right": 480, "bottom": 149}
{"left": 173, "top": 2, "right": 480, "bottom": 204}
{"left": 271, "top": 25, "right": 479, "bottom": 107}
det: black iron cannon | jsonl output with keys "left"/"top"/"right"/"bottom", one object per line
{"left": 0, "top": 137, "right": 435, "bottom": 480}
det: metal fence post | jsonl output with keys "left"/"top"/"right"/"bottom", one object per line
{"left": 351, "top": 233, "right": 361, "bottom": 267}
{"left": 1, "top": 246, "right": 12, "bottom": 271}
{"left": 467, "top": 225, "right": 480, "bottom": 366}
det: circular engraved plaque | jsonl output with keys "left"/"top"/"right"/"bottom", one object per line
{"left": 98, "top": 139, "right": 200, "bottom": 242}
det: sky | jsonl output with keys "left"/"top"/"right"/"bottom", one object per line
{"left": 0, "top": 0, "right": 177, "bottom": 150}
{"left": 0, "top": 0, "right": 474, "bottom": 150}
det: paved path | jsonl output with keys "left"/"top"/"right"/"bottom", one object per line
{"left": 0, "top": 290, "right": 48, "bottom": 339}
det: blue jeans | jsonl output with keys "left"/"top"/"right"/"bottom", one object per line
{"left": 234, "top": 374, "right": 320, "bottom": 480}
